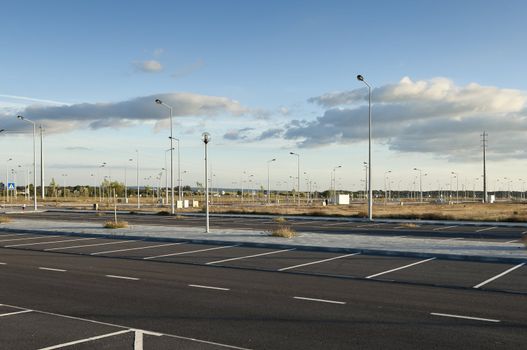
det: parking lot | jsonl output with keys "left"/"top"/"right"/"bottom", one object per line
{"left": 1, "top": 230, "right": 526, "bottom": 295}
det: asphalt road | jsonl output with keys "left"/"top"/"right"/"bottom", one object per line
{"left": 1, "top": 245, "right": 527, "bottom": 349}
{"left": 9, "top": 210, "right": 527, "bottom": 243}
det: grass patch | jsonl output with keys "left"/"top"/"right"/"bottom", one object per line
{"left": 103, "top": 221, "right": 128, "bottom": 229}
{"left": 270, "top": 225, "right": 296, "bottom": 238}
{"left": 273, "top": 217, "right": 287, "bottom": 224}
{"left": 175, "top": 215, "right": 185, "bottom": 220}
{"left": 399, "top": 223, "right": 419, "bottom": 228}
{"left": 0, "top": 216, "right": 11, "bottom": 224}
{"left": 522, "top": 235, "right": 527, "bottom": 248}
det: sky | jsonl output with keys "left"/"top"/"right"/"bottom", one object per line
{"left": 1, "top": 0, "right": 527, "bottom": 193}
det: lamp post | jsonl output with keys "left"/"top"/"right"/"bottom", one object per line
{"left": 289, "top": 152, "right": 300, "bottom": 206}
{"left": 357, "top": 74, "right": 373, "bottom": 221}
{"left": 135, "top": 150, "right": 140, "bottom": 209}
{"left": 5, "top": 158, "right": 12, "bottom": 203}
{"left": 332, "top": 165, "right": 342, "bottom": 204}
{"left": 164, "top": 148, "right": 174, "bottom": 205}
{"left": 155, "top": 99, "right": 175, "bottom": 215}
{"left": 413, "top": 168, "right": 423, "bottom": 203}
{"left": 363, "top": 162, "right": 368, "bottom": 201}
{"left": 125, "top": 158, "right": 133, "bottom": 202}
{"left": 384, "top": 170, "right": 391, "bottom": 203}
{"left": 39, "top": 126, "right": 44, "bottom": 199}
{"left": 451, "top": 171, "right": 459, "bottom": 202}
{"left": 267, "top": 158, "right": 276, "bottom": 205}
{"left": 17, "top": 116, "right": 37, "bottom": 210}
{"left": 202, "top": 132, "right": 211, "bottom": 233}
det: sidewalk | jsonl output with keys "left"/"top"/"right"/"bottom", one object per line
{"left": 1, "top": 219, "right": 526, "bottom": 263}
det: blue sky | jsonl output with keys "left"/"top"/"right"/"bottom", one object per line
{"left": 2, "top": 0, "right": 527, "bottom": 192}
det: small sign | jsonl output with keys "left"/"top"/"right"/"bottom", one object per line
{"left": 7, "top": 183, "right": 15, "bottom": 190}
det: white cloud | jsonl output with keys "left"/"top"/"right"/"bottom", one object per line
{"left": 133, "top": 59, "right": 163, "bottom": 73}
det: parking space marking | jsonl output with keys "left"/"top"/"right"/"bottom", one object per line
{"left": 39, "top": 267, "right": 67, "bottom": 272}
{"left": 40, "top": 329, "right": 132, "bottom": 350}
{"left": 522, "top": 230, "right": 527, "bottom": 234}
{"left": 106, "top": 274, "right": 140, "bottom": 281}
{"left": 0, "top": 235, "right": 59, "bottom": 243}
{"left": 206, "top": 248, "right": 296, "bottom": 265}
{"left": 441, "top": 237, "right": 464, "bottom": 241}
{"left": 189, "top": 284, "right": 230, "bottom": 291}
{"left": 0, "top": 262, "right": 6, "bottom": 265}
{"left": 473, "top": 263, "right": 526, "bottom": 289}
{"left": 505, "top": 239, "right": 520, "bottom": 244}
{"left": 5, "top": 237, "right": 96, "bottom": 248}
{"left": 143, "top": 244, "right": 240, "bottom": 260}
{"left": 90, "top": 242, "right": 185, "bottom": 255}
{"left": 0, "top": 309, "right": 32, "bottom": 317}
{"left": 475, "top": 226, "right": 496, "bottom": 233}
{"left": 432, "top": 226, "right": 457, "bottom": 231}
{"left": 293, "top": 296, "right": 346, "bottom": 305}
{"left": 366, "top": 258, "right": 437, "bottom": 279}
{"left": 45, "top": 240, "right": 131, "bottom": 251}
{"left": 278, "top": 253, "right": 361, "bottom": 272}
{"left": 356, "top": 223, "right": 383, "bottom": 228}
{"left": 430, "top": 312, "right": 500, "bottom": 323}
{"left": 324, "top": 222, "right": 350, "bottom": 226}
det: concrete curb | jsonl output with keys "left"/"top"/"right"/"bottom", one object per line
{"left": 1, "top": 226, "right": 525, "bottom": 265}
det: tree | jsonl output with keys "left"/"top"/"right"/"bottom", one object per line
{"left": 47, "top": 178, "right": 58, "bottom": 198}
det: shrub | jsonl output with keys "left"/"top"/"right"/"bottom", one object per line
{"left": 274, "top": 217, "right": 287, "bottom": 224}
{"left": 157, "top": 210, "right": 170, "bottom": 216}
{"left": 104, "top": 221, "right": 128, "bottom": 229}
{"left": 270, "top": 225, "right": 296, "bottom": 238}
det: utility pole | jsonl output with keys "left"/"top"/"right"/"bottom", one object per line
{"left": 40, "top": 126, "right": 45, "bottom": 199}
{"left": 482, "top": 131, "right": 488, "bottom": 203}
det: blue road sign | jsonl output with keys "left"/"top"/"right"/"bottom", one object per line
{"left": 7, "top": 183, "right": 15, "bottom": 190}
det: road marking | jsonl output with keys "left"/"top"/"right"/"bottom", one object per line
{"left": 441, "top": 237, "right": 464, "bottom": 241}
{"left": 0, "top": 235, "right": 59, "bottom": 243}
{"left": 91, "top": 242, "right": 185, "bottom": 255}
{"left": 39, "top": 267, "right": 67, "bottom": 272}
{"left": 393, "top": 235, "right": 407, "bottom": 238}
{"left": 189, "top": 284, "right": 230, "bottom": 291}
{"left": 505, "top": 239, "right": 520, "bottom": 244}
{"left": 522, "top": 230, "right": 527, "bottom": 234}
{"left": 45, "top": 240, "right": 130, "bottom": 251}
{"left": 290, "top": 221, "right": 319, "bottom": 225}
{"left": 0, "top": 310, "right": 32, "bottom": 317}
{"left": 106, "top": 274, "right": 140, "bottom": 281}
{"left": 473, "top": 263, "right": 525, "bottom": 289}
{"left": 366, "top": 257, "right": 436, "bottom": 279}
{"left": 356, "top": 223, "right": 383, "bottom": 228}
{"left": 143, "top": 244, "right": 240, "bottom": 260}
{"left": 430, "top": 312, "right": 500, "bottom": 323}
{"left": 475, "top": 226, "right": 496, "bottom": 233}
{"left": 39, "top": 330, "right": 132, "bottom": 349}
{"left": 293, "top": 296, "right": 346, "bottom": 305}
{"left": 432, "top": 225, "right": 457, "bottom": 231}
{"left": 134, "top": 330, "right": 143, "bottom": 350}
{"left": 0, "top": 262, "right": 6, "bottom": 265}
{"left": 5, "top": 237, "right": 96, "bottom": 248}
{"left": 278, "top": 253, "right": 361, "bottom": 272}
{"left": 0, "top": 233, "right": 26, "bottom": 238}
{"left": 324, "top": 222, "right": 349, "bottom": 226}
{"left": 206, "top": 248, "right": 295, "bottom": 265}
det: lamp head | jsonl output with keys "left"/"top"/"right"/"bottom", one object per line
{"left": 17, "top": 115, "right": 24, "bottom": 120}
{"left": 356, "top": 75, "right": 364, "bottom": 81}
{"left": 155, "top": 99, "right": 162, "bottom": 104}
{"left": 202, "top": 132, "right": 211, "bottom": 144}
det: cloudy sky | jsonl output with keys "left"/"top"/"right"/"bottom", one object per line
{"left": 1, "top": 0, "right": 527, "bottom": 193}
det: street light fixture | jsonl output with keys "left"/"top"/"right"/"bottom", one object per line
{"left": 289, "top": 152, "right": 300, "bottom": 206}
{"left": 17, "top": 115, "right": 37, "bottom": 210}
{"left": 451, "top": 171, "right": 459, "bottom": 202}
{"left": 413, "top": 168, "right": 423, "bottom": 203}
{"left": 155, "top": 99, "right": 176, "bottom": 215}
{"left": 332, "top": 165, "right": 342, "bottom": 204}
{"left": 267, "top": 158, "right": 276, "bottom": 205}
{"left": 202, "top": 132, "right": 211, "bottom": 233}
{"left": 357, "top": 74, "right": 373, "bottom": 221}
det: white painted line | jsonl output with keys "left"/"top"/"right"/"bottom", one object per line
{"left": 441, "top": 237, "right": 464, "bottom": 241}
{"left": 38, "top": 267, "right": 67, "bottom": 272}
{"left": 475, "top": 226, "right": 496, "bottom": 233}
{"left": 522, "top": 230, "right": 527, "bottom": 234}
{"left": 189, "top": 284, "right": 230, "bottom": 291}
{"left": 45, "top": 240, "right": 130, "bottom": 251}
{"left": 206, "top": 248, "right": 295, "bottom": 265}
{"left": 432, "top": 225, "right": 457, "bottom": 231}
{"left": 324, "top": 222, "right": 349, "bottom": 226}
{"left": 134, "top": 330, "right": 143, "bottom": 350}
{"left": 144, "top": 244, "right": 240, "bottom": 260}
{"left": 356, "top": 223, "right": 383, "bottom": 228}
{"left": 393, "top": 235, "right": 407, "bottom": 238}
{"left": 0, "top": 262, "right": 6, "bottom": 265}
{"left": 473, "top": 263, "right": 526, "bottom": 289}
{"left": 505, "top": 239, "right": 520, "bottom": 244}
{"left": 293, "top": 296, "right": 346, "bottom": 305}
{"left": 278, "top": 253, "right": 361, "bottom": 272}
{"left": 0, "top": 235, "right": 59, "bottom": 243}
{"left": 0, "top": 233, "right": 26, "bottom": 238}
{"left": 5, "top": 237, "right": 96, "bottom": 248}
{"left": 0, "top": 310, "right": 32, "bottom": 317}
{"left": 39, "top": 329, "right": 132, "bottom": 349}
{"left": 290, "top": 221, "right": 319, "bottom": 225}
{"left": 106, "top": 274, "right": 140, "bottom": 281}
{"left": 91, "top": 242, "right": 185, "bottom": 255}
{"left": 430, "top": 312, "right": 500, "bottom": 323}
{"left": 366, "top": 258, "right": 436, "bottom": 279}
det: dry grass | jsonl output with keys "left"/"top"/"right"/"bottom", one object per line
{"left": 103, "top": 221, "right": 128, "bottom": 229}
{"left": 273, "top": 217, "right": 287, "bottom": 224}
{"left": 0, "top": 216, "right": 11, "bottom": 224}
{"left": 175, "top": 215, "right": 185, "bottom": 220}
{"left": 522, "top": 235, "right": 527, "bottom": 248}
{"left": 270, "top": 225, "right": 296, "bottom": 238}
{"left": 399, "top": 223, "right": 419, "bottom": 228}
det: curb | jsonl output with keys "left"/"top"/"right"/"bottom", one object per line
{"left": 1, "top": 227, "right": 525, "bottom": 265}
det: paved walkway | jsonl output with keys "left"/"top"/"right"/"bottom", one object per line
{"left": 1, "top": 219, "right": 526, "bottom": 263}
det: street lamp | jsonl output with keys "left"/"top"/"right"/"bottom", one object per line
{"left": 169, "top": 137, "right": 182, "bottom": 202}
{"left": 5, "top": 158, "right": 12, "bottom": 203}
{"left": 413, "top": 168, "right": 423, "bottom": 203}
{"left": 155, "top": 99, "right": 175, "bottom": 215}
{"left": 17, "top": 116, "right": 37, "bottom": 210}
{"left": 384, "top": 170, "right": 392, "bottom": 203}
{"left": 267, "top": 158, "right": 276, "bottom": 205}
{"left": 125, "top": 158, "right": 133, "bottom": 202}
{"left": 202, "top": 132, "right": 211, "bottom": 233}
{"left": 332, "top": 165, "right": 342, "bottom": 204}
{"left": 135, "top": 150, "right": 140, "bottom": 209}
{"left": 451, "top": 171, "right": 459, "bottom": 202}
{"left": 357, "top": 74, "right": 373, "bottom": 221}
{"left": 289, "top": 152, "right": 300, "bottom": 206}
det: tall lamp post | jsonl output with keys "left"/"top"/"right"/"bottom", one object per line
{"left": 357, "top": 75, "right": 373, "bottom": 221}
{"left": 413, "top": 168, "right": 423, "bottom": 203}
{"left": 451, "top": 171, "right": 459, "bottom": 202}
{"left": 17, "top": 116, "right": 37, "bottom": 210}
{"left": 332, "top": 165, "right": 342, "bottom": 204}
{"left": 289, "top": 152, "right": 300, "bottom": 206}
{"left": 5, "top": 157, "right": 12, "bottom": 203}
{"left": 202, "top": 132, "right": 211, "bottom": 233}
{"left": 155, "top": 99, "right": 175, "bottom": 215}
{"left": 267, "top": 158, "right": 276, "bottom": 205}
{"left": 135, "top": 150, "right": 140, "bottom": 209}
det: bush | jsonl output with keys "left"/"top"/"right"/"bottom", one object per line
{"left": 273, "top": 217, "right": 287, "bottom": 224}
{"left": 0, "top": 216, "right": 11, "bottom": 224}
{"left": 270, "top": 225, "right": 296, "bottom": 238}
{"left": 157, "top": 210, "right": 170, "bottom": 216}
{"left": 104, "top": 221, "right": 128, "bottom": 229}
